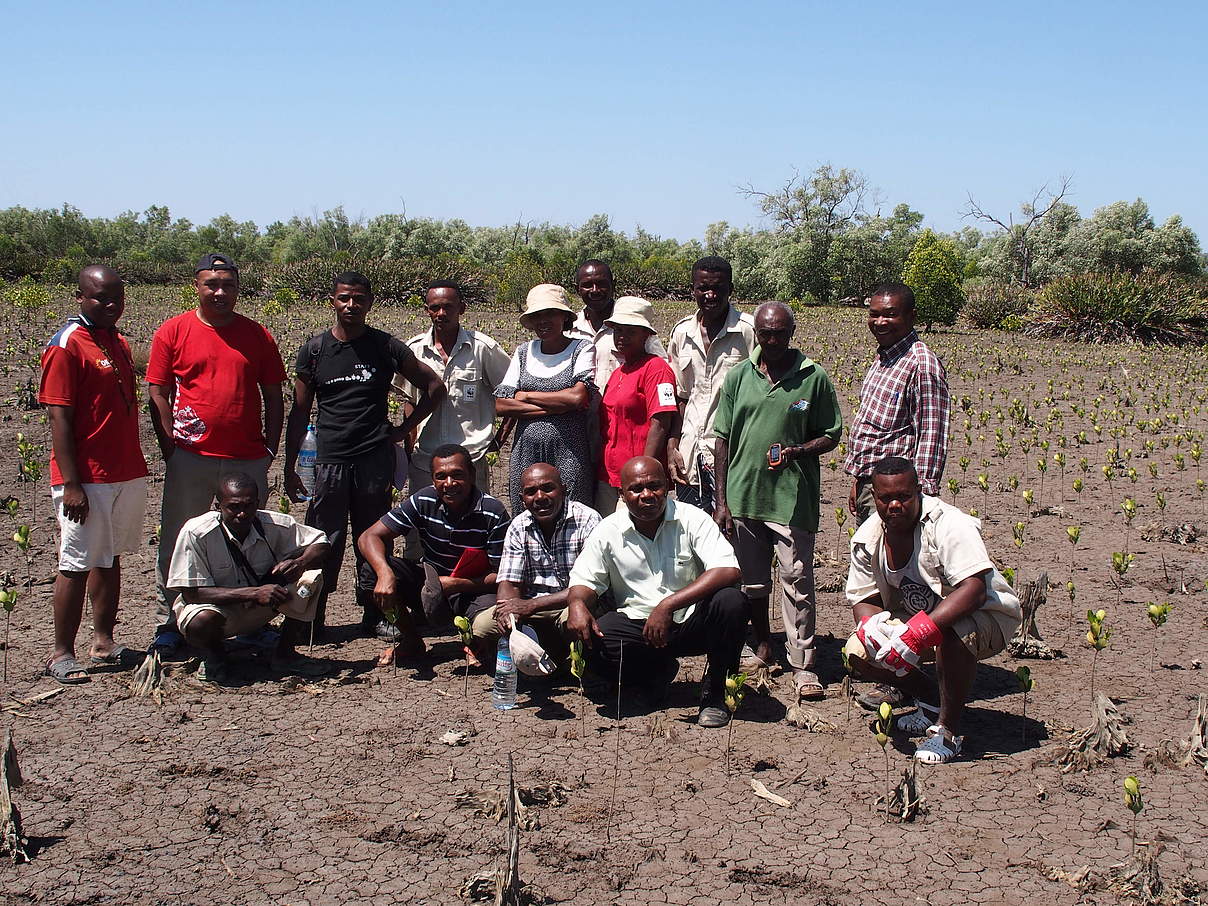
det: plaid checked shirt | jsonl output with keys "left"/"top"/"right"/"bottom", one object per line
{"left": 496, "top": 500, "right": 602, "bottom": 598}
{"left": 843, "top": 330, "right": 950, "bottom": 494}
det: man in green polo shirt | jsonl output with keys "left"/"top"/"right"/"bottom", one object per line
{"left": 714, "top": 301, "right": 843, "bottom": 701}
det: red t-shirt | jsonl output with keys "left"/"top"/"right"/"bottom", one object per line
{"left": 599, "top": 353, "right": 678, "bottom": 486}
{"left": 146, "top": 311, "right": 287, "bottom": 459}
{"left": 39, "top": 318, "right": 148, "bottom": 486}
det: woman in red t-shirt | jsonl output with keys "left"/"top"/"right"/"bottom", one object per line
{"left": 596, "top": 297, "right": 679, "bottom": 514}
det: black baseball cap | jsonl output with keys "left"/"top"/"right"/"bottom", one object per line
{"left": 194, "top": 253, "right": 239, "bottom": 275}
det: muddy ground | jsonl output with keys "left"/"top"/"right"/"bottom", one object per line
{"left": 0, "top": 290, "right": 1205, "bottom": 905}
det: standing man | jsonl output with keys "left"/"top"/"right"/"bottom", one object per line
{"left": 567, "top": 457, "right": 747, "bottom": 728}
{"left": 398, "top": 280, "right": 510, "bottom": 492}
{"left": 569, "top": 259, "right": 667, "bottom": 390}
{"left": 39, "top": 266, "right": 148, "bottom": 683}
{"left": 282, "top": 272, "right": 446, "bottom": 641}
{"left": 713, "top": 302, "right": 844, "bottom": 697}
{"left": 146, "top": 253, "right": 287, "bottom": 655}
{"left": 666, "top": 256, "right": 755, "bottom": 515}
{"left": 844, "top": 282, "right": 950, "bottom": 524}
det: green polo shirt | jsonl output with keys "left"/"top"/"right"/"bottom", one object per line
{"left": 713, "top": 348, "right": 843, "bottom": 530}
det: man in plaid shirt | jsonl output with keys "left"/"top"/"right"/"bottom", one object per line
{"left": 468, "top": 462, "right": 602, "bottom": 657}
{"left": 844, "top": 283, "right": 950, "bottom": 524}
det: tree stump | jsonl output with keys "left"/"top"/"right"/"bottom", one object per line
{"left": 1007, "top": 571, "right": 1062, "bottom": 659}
{"left": 1057, "top": 693, "right": 1130, "bottom": 772}
{"left": 0, "top": 729, "right": 28, "bottom": 864}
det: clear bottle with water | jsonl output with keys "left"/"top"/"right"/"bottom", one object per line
{"left": 298, "top": 424, "right": 318, "bottom": 498}
{"left": 491, "top": 636, "right": 517, "bottom": 710}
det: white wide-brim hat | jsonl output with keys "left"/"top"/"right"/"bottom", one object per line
{"left": 520, "top": 284, "right": 575, "bottom": 329}
{"left": 604, "top": 296, "right": 657, "bottom": 334}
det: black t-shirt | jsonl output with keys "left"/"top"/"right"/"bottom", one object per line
{"left": 295, "top": 327, "right": 412, "bottom": 462}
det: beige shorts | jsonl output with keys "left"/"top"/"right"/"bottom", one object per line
{"left": 175, "top": 599, "right": 277, "bottom": 639}
{"left": 847, "top": 607, "right": 1014, "bottom": 662}
{"left": 53, "top": 477, "right": 147, "bottom": 572}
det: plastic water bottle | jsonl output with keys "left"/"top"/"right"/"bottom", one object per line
{"left": 298, "top": 424, "right": 318, "bottom": 498}
{"left": 492, "top": 636, "right": 517, "bottom": 710}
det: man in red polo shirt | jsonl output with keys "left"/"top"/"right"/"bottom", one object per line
{"left": 146, "top": 253, "right": 287, "bottom": 654}
{"left": 40, "top": 266, "right": 148, "bottom": 683}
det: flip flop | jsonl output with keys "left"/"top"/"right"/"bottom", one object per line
{"left": 45, "top": 656, "right": 91, "bottom": 685}
{"left": 793, "top": 670, "right": 826, "bottom": 702}
{"left": 89, "top": 645, "right": 146, "bottom": 667}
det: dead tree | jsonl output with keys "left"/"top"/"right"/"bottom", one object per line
{"left": 1008, "top": 571, "right": 1062, "bottom": 659}
{"left": 963, "top": 175, "right": 1074, "bottom": 287}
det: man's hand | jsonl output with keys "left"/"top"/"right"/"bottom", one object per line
{"left": 880, "top": 611, "right": 943, "bottom": 675}
{"left": 666, "top": 443, "right": 687, "bottom": 485}
{"left": 284, "top": 469, "right": 309, "bottom": 504}
{"left": 643, "top": 602, "right": 675, "bottom": 648}
{"left": 61, "top": 482, "right": 89, "bottom": 524}
{"left": 768, "top": 443, "right": 795, "bottom": 471}
{"left": 848, "top": 478, "right": 859, "bottom": 515}
{"left": 373, "top": 573, "right": 398, "bottom": 611}
{"left": 269, "top": 557, "right": 305, "bottom": 585}
{"left": 713, "top": 502, "right": 734, "bottom": 537}
{"left": 566, "top": 601, "right": 602, "bottom": 646}
{"left": 494, "top": 598, "right": 538, "bottom": 634}
{"left": 251, "top": 584, "right": 291, "bottom": 608}
{"left": 856, "top": 611, "right": 895, "bottom": 661}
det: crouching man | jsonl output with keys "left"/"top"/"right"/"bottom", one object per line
{"left": 844, "top": 457, "right": 1022, "bottom": 763}
{"left": 468, "top": 462, "right": 602, "bottom": 661}
{"left": 167, "top": 472, "right": 330, "bottom": 684}
{"left": 566, "top": 456, "right": 746, "bottom": 728}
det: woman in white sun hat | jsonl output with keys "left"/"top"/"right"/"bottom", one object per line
{"left": 595, "top": 296, "right": 677, "bottom": 514}
{"left": 494, "top": 285, "right": 597, "bottom": 512}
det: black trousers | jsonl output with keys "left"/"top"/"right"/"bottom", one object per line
{"left": 286, "top": 442, "right": 393, "bottom": 636}
{"left": 590, "top": 586, "right": 748, "bottom": 702}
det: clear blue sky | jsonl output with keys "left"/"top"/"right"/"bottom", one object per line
{"left": 5, "top": 0, "right": 1206, "bottom": 243}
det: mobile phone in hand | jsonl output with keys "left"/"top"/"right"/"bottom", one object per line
{"left": 767, "top": 443, "right": 783, "bottom": 467}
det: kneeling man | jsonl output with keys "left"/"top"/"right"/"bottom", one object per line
{"left": 845, "top": 457, "right": 1022, "bottom": 763}
{"left": 167, "top": 472, "right": 330, "bottom": 683}
{"left": 567, "top": 456, "right": 746, "bottom": 728}
{"left": 470, "top": 462, "right": 602, "bottom": 659}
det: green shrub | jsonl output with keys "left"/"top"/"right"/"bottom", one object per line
{"left": 903, "top": 230, "right": 965, "bottom": 329}
{"left": 1027, "top": 272, "right": 1208, "bottom": 344}
{"left": 4, "top": 275, "right": 52, "bottom": 309}
{"left": 259, "top": 255, "right": 489, "bottom": 305}
{"left": 963, "top": 279, "right": 1034, "bottom": 329}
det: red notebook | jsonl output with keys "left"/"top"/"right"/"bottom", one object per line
{"left": 450, "top": 547, "right": 490, "bottom": 579}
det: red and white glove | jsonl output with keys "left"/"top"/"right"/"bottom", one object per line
{"left": 855, "top": 611, "right": 895, "bottom": 661}
{"left": 879, "top": 611, "right": 943, "bottom": 675}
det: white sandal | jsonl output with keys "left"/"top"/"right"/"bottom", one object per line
{"left": 896, "top": 702, "right": 940, "bottom": 736}
{"left": 914, "top": 725, "right": 963, "bottom": 764}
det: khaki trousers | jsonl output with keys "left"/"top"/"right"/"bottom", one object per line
{"left": 732, "top": 518, "right": 817, "bottom": 670}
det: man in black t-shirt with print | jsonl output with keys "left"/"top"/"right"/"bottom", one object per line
{"left": 283, "top": 271, "right": 446, "bottom": 641}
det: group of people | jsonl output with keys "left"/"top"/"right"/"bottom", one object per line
{"left": 38, "top": 251, "right": 1021, "bottom": 764}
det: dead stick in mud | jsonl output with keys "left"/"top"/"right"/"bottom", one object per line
{"left": 606, "top": 641, "right": 623, "bottom": 843}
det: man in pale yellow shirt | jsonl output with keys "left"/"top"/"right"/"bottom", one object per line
{"left": 666, "top": 256, "right": 755, "bottom": 515}
{"left": 397, "top": 280, "right": 511, "bottom": 492}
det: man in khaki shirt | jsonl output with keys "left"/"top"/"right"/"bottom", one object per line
{"left": 568, "top": 259, "right": 668, "bottom": 390}
{"left": 397, "top": 281, "right": 511, "bottom": 492}
{"left": 666, "top": 256, "right": 755, "bottom": 515}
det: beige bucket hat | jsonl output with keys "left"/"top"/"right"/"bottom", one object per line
{"left": 275, "top": 569, "right": 325, "bottom": 622}
{"left": 508, "top": 615, "right": 556, "bottom": 676}
{"left": 520, "top": 284, "right": 575, "bottom": 328}
{"left": 604, "top": 296, "right": 657, "bottom": 333}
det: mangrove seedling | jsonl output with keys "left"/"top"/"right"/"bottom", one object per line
{"left": 1016, "top": 666, "right": 1035, "bottom": 746}
{"left": 453, "top": 615, "right": 474, "bottom": 698}
{"left": 1123, "top": 775, "right": 1143, "bottom": 858}
{"left": 1086, "top": 609, "right": 1111, "bottom": 700}
{"left": 1145, "top": 602, "right": 1171, "bottom": 672}
{"left": 724, "top": 671, "right": 748, "bottom": 777}
{"left": 874, "top": 701, "right": 894, "bottom": 821}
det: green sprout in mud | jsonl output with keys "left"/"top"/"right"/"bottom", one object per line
{"left": 1123, "top": 776, "right": 1144, "bottom": 858}
{"left": 724, "top": 671, "right": 748, "bottom": 778}
{"left": 1145, "top": 602, "right": 1171, "bottom": 672}
{"left": 1086, "top": 609, "right": 1111, "bottom": 700}
{"left": 874, "top": 701, "right": 894, "bottom": 821}
{"left": 453, "top": 615, "right": 474, "bottom": 699}
{"left": 1015, "top": 666, "right": 1035, "bottom": 746}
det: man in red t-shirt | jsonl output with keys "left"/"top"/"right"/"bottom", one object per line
{"left": 596, "top": 297, "right": 677, "bottom": 514}
{"left": 146, "top": 253, "right": 287, "bottom": 654}
{"left": 39, "top": 266, "right": 149, "bottom": 683}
